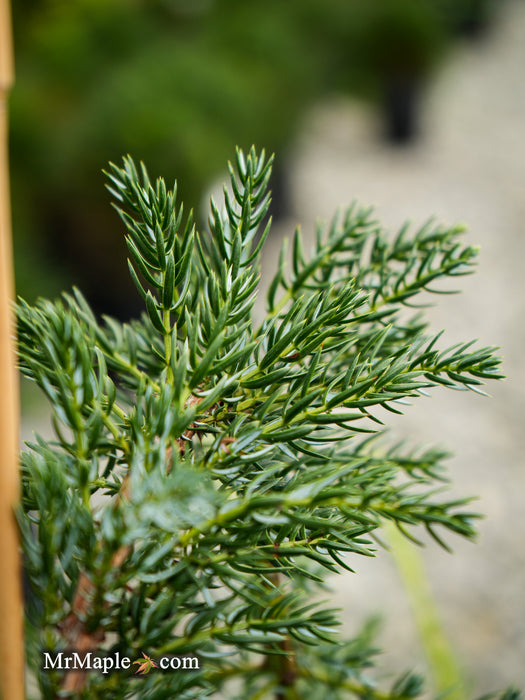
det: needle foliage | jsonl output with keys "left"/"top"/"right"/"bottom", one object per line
{"left": 17, "top": 147, "right": 516, "bottom": 699}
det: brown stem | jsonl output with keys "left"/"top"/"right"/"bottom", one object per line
{"left": 268, "top": 573, "right": 298, "bottom": 700}
{"left": 58, "top": 478, "right": 132, "bottom": 695}
{"left": 275, "top": 636, "right": 298, "bottom": 700}
{"left": 57, "top": 393, "right": 205, "bottom": 696}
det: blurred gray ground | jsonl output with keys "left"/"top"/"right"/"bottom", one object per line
{"left": 260, "top": 1, "right": 525, "bottom": 695}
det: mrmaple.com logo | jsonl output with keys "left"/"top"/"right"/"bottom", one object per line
{"left": 42, "top": 650, "right": 199, "bottom": 675}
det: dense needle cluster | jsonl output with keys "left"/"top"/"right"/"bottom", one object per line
{"left": 18, "top": 148, "right": 513, "bottom": 699}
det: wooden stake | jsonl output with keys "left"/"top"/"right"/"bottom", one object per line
{"left": 0, "top": 0, "right": 25, "bottom": 697}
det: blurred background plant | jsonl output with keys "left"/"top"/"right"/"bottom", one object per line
{"left": 9, "top": 0, "right": 497, "bottom": 316}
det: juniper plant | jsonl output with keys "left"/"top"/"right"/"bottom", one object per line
{"left": 17, "top": 147, "right": 515, "bottom": 700}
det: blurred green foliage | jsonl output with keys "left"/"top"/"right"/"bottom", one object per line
{"left": 9, "top": 0, "right": 492, "bottom": 315}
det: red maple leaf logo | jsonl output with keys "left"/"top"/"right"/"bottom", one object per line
{"left": 132, "top": 652, "right": 158, "bottom": 675}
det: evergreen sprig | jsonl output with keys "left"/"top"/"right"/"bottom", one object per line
{"left": 18, "top": 147, "right": 514, "bottom": 700}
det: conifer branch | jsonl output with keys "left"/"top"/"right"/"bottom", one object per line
{"left": 16, "top": 147, "right": 516, "bottom": 700}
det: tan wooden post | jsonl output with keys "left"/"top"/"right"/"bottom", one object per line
{"left": 0, "top": 0, "right": 25, "bottom": 697}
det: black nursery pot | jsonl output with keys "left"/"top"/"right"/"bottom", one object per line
{"left": 382, "top": 77, "right": 421, "bottom": 144}
{"left": 455, "top": 0, "right": 494, "bottom": 38}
